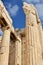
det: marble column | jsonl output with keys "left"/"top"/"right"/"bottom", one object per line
{"left": 26, "top": 14, "right": 43, "bottom": 65}
{"left": 23, "top": 3, "right": 43, "bottom": 65}
{"left": 0, "top": 28, "right": 10, "bottom": 65}
{"left": 21, "top": 35, "right": 26, "bottom": 65}
{"left": 15, "top": 39, "right": 21, "bottom": 65}
{"left": 37, "top": 20, "right": 43, "bottom": 54}
{"left": 35, "top": 9, "right": 43, "bottom": 59}
{"left": 26, "top": 14, "right": 35, "bottom": 65}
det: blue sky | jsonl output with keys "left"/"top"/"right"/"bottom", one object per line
{"left": 2, "top": 0, "right": 43, "bottom": 28}
{"left": 0, "top": 0, "right": 43, "bottom": 35}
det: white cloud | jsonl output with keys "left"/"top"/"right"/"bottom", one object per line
{"left": 8, "top": 5, "right": 19, "bottom": 16}
{"left": 35, "top": 4, "right": 43, "bottom": 20}
{"left": 40, "top": 0, "right": 43, "bottom": 3}
{"left": 22, "top": 0, "right": 40, "bottom": 3}
{"left": 35, "top": 4, "right": 43, "bottom": 25}
{"left": 33, "top": 0, "right": 40, "bottom": 3}
{"left": 5, "top": 2, "right": 19, "bottom": 17}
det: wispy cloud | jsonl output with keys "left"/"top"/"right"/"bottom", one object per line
{"left": 35, "top": 4, "right": 43, "bottom": 20}
{"left": 40, "top": 0, "right": 43, "bottom": 3}
{"left": 35, "top": 4, "right": 43, "bottom": 25}
{"left": 22, "top": 0, "right": 40, "bottom": 3}
{"left": 8, "top": 5, "right": 19, "bottom": 16}
{"left": 4, "top": 2, "right": 19, "bottom": 17}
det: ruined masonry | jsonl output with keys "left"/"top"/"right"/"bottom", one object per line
{"left": 0, "top": 0, "right": 43, "bottom": 65}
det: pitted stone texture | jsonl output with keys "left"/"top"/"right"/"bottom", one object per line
{"left": 0, "top": 29, "right": 10, "bottom": 65}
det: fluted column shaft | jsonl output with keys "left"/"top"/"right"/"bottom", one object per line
{"left": 15, "top": 39, "right": 21, "bottom": 65}
{"left": 37, "top": 22, "right": 43, "bottom": 50}
{"left": 26, "top": 12, "right": 43, "bottom": 65}
{"left": 0, "top": 28, "right": 10, "bottom": 65}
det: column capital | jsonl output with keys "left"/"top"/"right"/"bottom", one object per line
{"left": 23, "top": 2, "right": 35, "bottom": 15}
{"left": 2, "top": 26, "right": 11, "bottom": 32}
{"left": 0, "top": 26, "right": 10, "bottom": 65}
